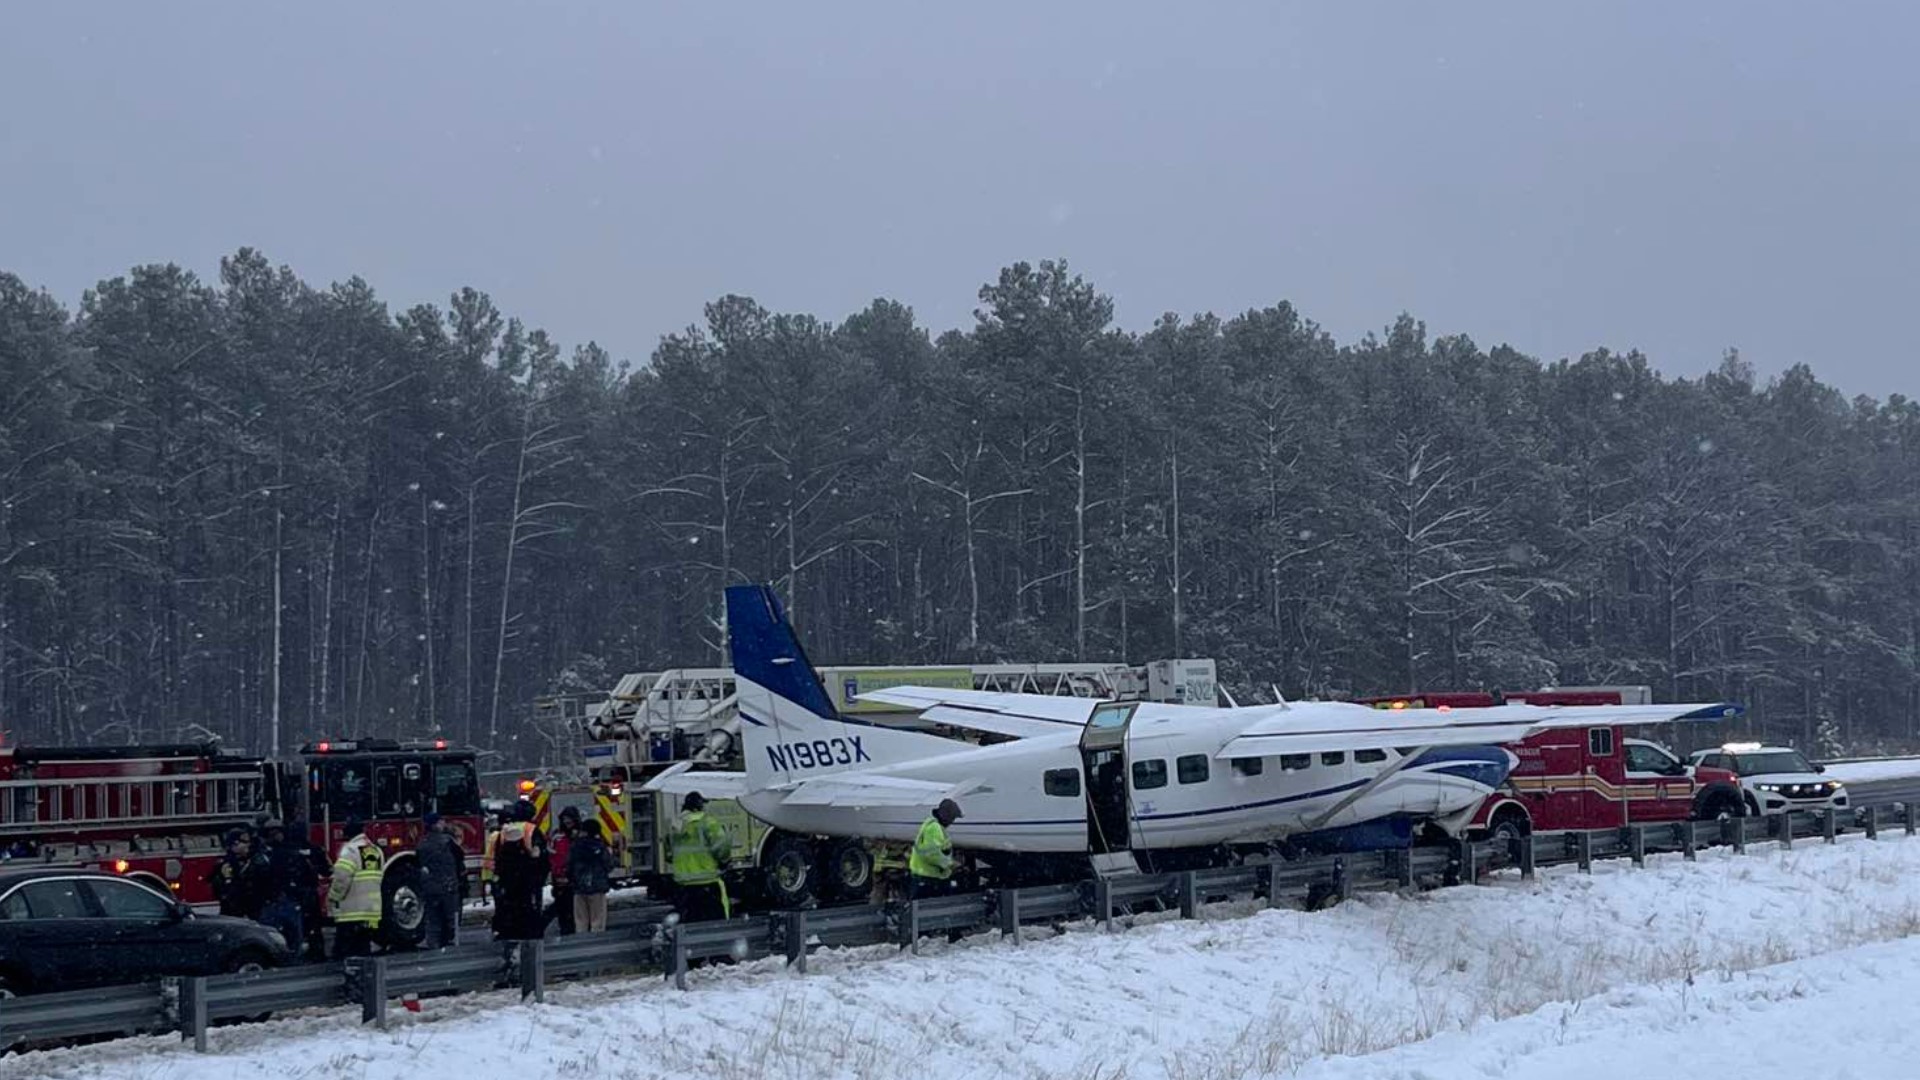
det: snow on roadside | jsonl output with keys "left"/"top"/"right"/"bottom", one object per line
{"left": 12, "top": 834, "right": 1920, "bottom": 1080}
{"left": 1292, "top": 934, "right": 1920, "bottom": 1080}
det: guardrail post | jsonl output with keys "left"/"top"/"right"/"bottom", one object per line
{"left": 1178, "top": 871, "right": 1199, "bottom": 920}
{"left": 1865, "top": 806, "right": 1879, "bottom": 840}
{"left": 1576, "top": 831, "right": 1593, "bottom": 873}
{"left": 1679, "top": 821, "right": 1697, "bottom": 862}
{"left": 1724, "top": 815, "right": 1746, "bottom": 854}
{"left": 180, "top": 976, "right": 209, "bottom": 1053}
{"left": 1823, "top": 808, "right": 1839, "bottom": 844}
{"left": 671, "top": 925, "right": 691, "bottom": 991}
{"left": 519, "top": 939, "right": 545, "bottom": 1003}
{"left": 353, "top": 957, "right": 388, "bottom": 1027}
{"left": 905, "top": 900, "right": 924, "bottom": 954}
{"left": 1094, "top": 878, "right": 1114, "bottom": 930}
{"left": 998, "top": 889, "right": 1023, "bottom": 945}
{"left": 1261, "top": 862, "right": 1285, "bottom": 907}
{"left": 1777, "top": 813, "right": 1794, "bottom": 849}
{"left": 1628, "top": 826, "right": 1646, "bottom": 868}
{"left": 1395, "top": 848, "right": 1415, "bottom": 888}
{"left": 785, "top": 910, "right": 809, "bottom": 972}
{"left": 1331, "top": 857, "right": 1351, "bottom": 902}
{"left": 1907, "top": 802, "right": 1918, "bottom": 837}
{"left": 1511, "top": 834, "right": 1535, "bottom": 880}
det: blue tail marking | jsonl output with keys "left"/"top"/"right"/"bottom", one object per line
{"left": 726, "top": 584, "right": 840, "bottom": 722}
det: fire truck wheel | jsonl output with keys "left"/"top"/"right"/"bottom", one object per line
{"left": 1696, "top": 789, "right": 1746, "bottom": 822}
{"left": 381, "top": 868, "right": 427, "bottom": 950}
{"left": 1487, "top": 812, "right": 1529, "bottom": 845}
{"left": 762, "top": 833, "right": 815, "bottom": 908}
{"left": 821, "top": 838, "right": 874, "bottom": 901}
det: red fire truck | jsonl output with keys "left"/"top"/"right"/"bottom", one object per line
{"left": 1354, "top": 688, "right": 1748, "bottom": 841}
{"left": 0, "top": 738, "right": 483, "bottom": 948}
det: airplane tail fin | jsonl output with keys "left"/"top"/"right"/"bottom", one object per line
{"left": 726, "top": 584, "right": 960, "bottom": 791}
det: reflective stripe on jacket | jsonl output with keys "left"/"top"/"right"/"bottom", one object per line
{"left": 668, "top": 811, "right": 730, "bottom": 884}
{"left": 908, "top": 817, "right": 953, "bottom": 879}
{"left": 329, "top": 834, "right": 385, "bottom": 925}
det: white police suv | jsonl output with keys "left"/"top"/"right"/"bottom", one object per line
{"left": 1685, "top": 743, "right": 1848, "bottom": 816}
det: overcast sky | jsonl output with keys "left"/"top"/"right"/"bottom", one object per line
{"left": 3, "top": 3, "right": 1916, "bottom": 398}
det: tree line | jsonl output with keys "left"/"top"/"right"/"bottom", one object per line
{"left": 2, "top": 251, "right": 1916, "bottom": 762}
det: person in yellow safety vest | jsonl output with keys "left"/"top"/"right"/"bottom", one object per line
{"left": 908, "top": 798, "right": 964, "bottom": 900}
{"left": 329, "top": 817, "right": 385, "bottom": 958}
{"left": 668, "top": 792, "right": 733, "bottom": 922}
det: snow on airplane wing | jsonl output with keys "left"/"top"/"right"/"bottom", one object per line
{"left": 855, "top": 685, "right": 1097, "bottom": 723}
{"left": 1215, "top": 701, "right": 1744, "bottom": 759}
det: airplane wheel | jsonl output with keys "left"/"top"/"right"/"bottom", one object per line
{"left": 762, "top": 833, "right": 815, "bottom": 908}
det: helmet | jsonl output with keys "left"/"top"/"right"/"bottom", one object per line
{"left": 558, "top": 805, "right": 583, "bottom": 825}
{"left": 683, "top": 792, "right": 707, "bottom": 811}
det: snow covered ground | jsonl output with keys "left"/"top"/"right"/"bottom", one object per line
{"left": 13, "top": 834, "right": 1920, "bottom": 1080}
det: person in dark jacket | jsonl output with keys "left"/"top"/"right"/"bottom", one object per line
{"left": 258, "top": 820, "right": 311, "bottom": 952}
{"left": 545, "top": 805, "right": 580, "bottom": 936}
{"left": 489, "top": 800, "right": 548, "bottom": 964}
{"left": 568, "top": 821, "right": 615, "bottom": 933}
{"left": 207, "top": 829, "right": 273, "bottom": 920}
{"left": 415, "top": 812, "right": 466, "bottom": 949}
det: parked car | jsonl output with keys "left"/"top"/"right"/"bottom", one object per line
{"left": 0, "top": 867, "right": 294, "bottom": 995}
{"left": 1685, "top": 743, "right": 1850, "bottom": 816}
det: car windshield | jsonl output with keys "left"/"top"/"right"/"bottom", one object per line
{"left": 1731, "top": 751, "right": 1815, "bottom": 775}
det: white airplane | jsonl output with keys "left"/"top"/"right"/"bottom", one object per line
{"left": 649, "top": 585, "right": 1743, "bottom": 879}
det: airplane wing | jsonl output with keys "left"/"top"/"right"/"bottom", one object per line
{"left": 1216, "top": 701, "right": 1743, "bottom": 759}
{"left": 640, "top": 763, "right": 753, "bottom": 801}
{"left": 771, "top": 773, "right": 982, "bottom": 809}
{"left": 854, "top": 685, "right": 1096, "bottom": 738}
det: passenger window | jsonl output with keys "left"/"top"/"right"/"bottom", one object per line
{"left": 1279, "top": 754, "right": 1310, "bottom": 772}
{"left": 0, "top": 890, "right": 27, "bottom": 920}
{"left": 1355, "top": 749, "right": 1387, "bottom": 764}
{"left": 20, "top": 879, "right": 91, "bottom": 919}
{"left": 1177, "top": 755, "right": 1210, "bottom": 784}
{"left": 1321, "top": 752, "right": 1345, "bottom": 767}
{"left": 1043, "top": 768, "right": 1081, "bottom": 798}
{"left": 1231, "top": 757, "right": 1264, "bottom": 776}
{"left": 373, "top": 766, "right": 404, "bottom": 816}
{"left": 1588, "top": 728, "right": 1615, "bottom": 756}
{"left": 1132, "top": 759, "right": 1168, "bottom": 790}
{"left": 89, "top": 880, "right": 173, "bottom": 920}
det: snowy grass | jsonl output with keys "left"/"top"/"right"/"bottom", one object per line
{"left": 13, "top": 835, "right": 1920, "bottom": 1080}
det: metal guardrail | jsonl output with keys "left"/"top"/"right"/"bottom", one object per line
{"left": 6, "top": 800, "right": 1919, "bottom": 1054}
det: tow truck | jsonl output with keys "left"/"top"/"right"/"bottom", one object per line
{"left": 0, "top": 738, "right": 484, "bottom": 948}
{"left": 1354, "top": 688, "right": 1749, "bottom": 842}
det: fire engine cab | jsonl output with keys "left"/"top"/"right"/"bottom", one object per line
{"left": 1354, "top": 688, "right": 1748, "bottom": 841}
{"left": 0, "top": 738, "right": 483, "bottom": 948}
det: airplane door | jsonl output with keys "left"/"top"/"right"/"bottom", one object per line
{"left": 1079, "top": 702, "right": 1137, "bottom": 854}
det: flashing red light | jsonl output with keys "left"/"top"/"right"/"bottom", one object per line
{"left": 517, "top": 779, "right": 536, "bottom": 794}
{"left": 114, "top": 859, "right": 131, "bottom": 873}
{"left": 316, "top": 741, "right": 331, "bottom": 753}
{"left": 1436, "top": 704, "right": 1452, "bottom": 712}
{"left": 433, "top": 739, "right": 447, "bottom": 750}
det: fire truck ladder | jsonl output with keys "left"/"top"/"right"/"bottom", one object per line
{"left": 0, "top": 768, "right": 266, "bottom": 841}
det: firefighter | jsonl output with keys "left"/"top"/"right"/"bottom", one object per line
{"left": 668, "top": 792, "right": 732, "bottom": 922}
{"left": 908, "top": 798, "right": 964, "bottom": 900}
{"left": 489, "top": 800, "right": 548, "bottom": 966}
{"left": 415, "top": 812, "right": 466, "bottom": 949}
{"left": 329, "top": 817, "right": 385, "bottom": 958}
